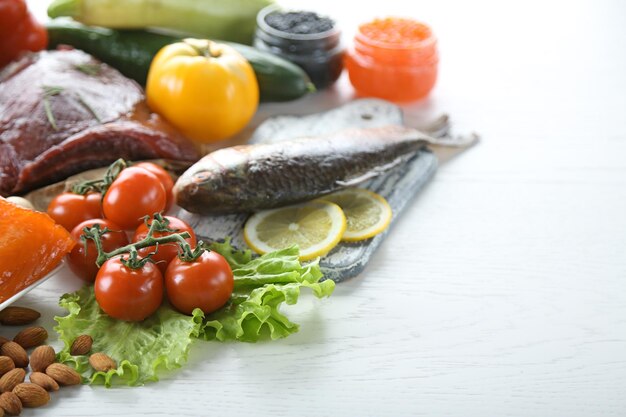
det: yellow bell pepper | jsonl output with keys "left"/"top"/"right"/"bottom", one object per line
{"left": 146, "top": 38, "right": 259, "bottom": 143}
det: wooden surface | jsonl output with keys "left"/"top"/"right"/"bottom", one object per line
{"left": 8, "top": 0, "right": 626, "bottom": 415}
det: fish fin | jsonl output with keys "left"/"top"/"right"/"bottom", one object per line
{"left": 409, "top": 114, "right": 480, "bottom": 148}
{"left": 335, "top": 153, "right": 416, "bottom": 187}
{"left": 425, "top": 131, "right": 480, "bottom": 148}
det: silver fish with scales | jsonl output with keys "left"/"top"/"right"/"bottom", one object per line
{"left": 174, "top": 125, "right": 473, "bottom": 214}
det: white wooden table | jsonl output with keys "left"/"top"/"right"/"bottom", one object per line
{"left": 9, "top": 0, "right": 626, "bottom": 415}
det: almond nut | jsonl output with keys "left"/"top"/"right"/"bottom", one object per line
{"left": 89, "top": 352, "right": 117, "bottom": 372}
{"left": 0, "top": 358, "right": 14, "bottom": 378}
{"left": 45, "top": 363, "right": 81, "bottom": 386}
{"left": 0, "top": 369, "right": 25, "bottom": 393}
{"left": 12, "top": 327, "right": 47, "bottom": 350}
{"left": 0, "top": 391, "right": 22, "bottom": 416}
{"left": 0, "top": 307, "right": 40, "bottom": 326}
{"left": 29, "top": 372, "right": 59, "bottom": 392}
{"left": 12, "top": 383, "right": 49, "bottom": 408}
{"left": 0, "top": 338, "right": 8, "bottom": 347}
{"left": 29, "top": 346, "right": 55, "bottom": 373}
{"left": 70, "top": 335, "right": 93, "bottom": 356}
{"left": 0, "top": 344, "right": 26, "bottom": 369}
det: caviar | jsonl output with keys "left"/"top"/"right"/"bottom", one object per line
{"left": 255, "top": 7, "right": 344, "bottom": 89}
{"left": 265, "top": 11, "right": 334, "bottom": 35}
{"left": 360, "top": 18, "right": 432, "bottom": 46}
{"left": 345, "top": 17, "right": 439, "bottom": 101}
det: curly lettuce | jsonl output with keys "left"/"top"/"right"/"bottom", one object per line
{"left": 202, "top": 243, "right": 335, "bottom": 342}
{"left": 54, "top": 242, "right": 334, "bottom": 386}
{"left": 55, "top": 286, "right": 203, "bottom": 387}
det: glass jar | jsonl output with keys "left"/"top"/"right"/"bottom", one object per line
{"left": 254, "top": 5, "right": 344, "bottom": 89}
{"left": 345, "top": 18, "right": 438, "bottom": 102}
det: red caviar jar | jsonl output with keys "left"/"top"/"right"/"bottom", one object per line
{"left": 345, "top": 18, "right": 438, "bottom": 102}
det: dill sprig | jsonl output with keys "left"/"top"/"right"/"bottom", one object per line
{"left": 75, "top": 93, "right": 102, "bottom": 123}
{"left": 41, "top": 85, "right": 64, "bottom": 130}
{"left": 74, "top": 63, "right": 101, "bottom": 76}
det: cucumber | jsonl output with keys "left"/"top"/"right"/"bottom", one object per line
{"left": 46, "top": 21, "right": 314, "bottom": 102}
{"left": 47, "top": 0, "right": 273, "bottom": 45}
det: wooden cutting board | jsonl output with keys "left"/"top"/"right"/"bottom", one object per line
{"left": 174, "top": 99, "right": 441, "bottom": 282}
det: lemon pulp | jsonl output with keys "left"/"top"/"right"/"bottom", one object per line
{"left": 320, "top": 188, "right": 392, "bottom": 241}
{"left": 244, "top": 200, "right": 346, "bottom": 261}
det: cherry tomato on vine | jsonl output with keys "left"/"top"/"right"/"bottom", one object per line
{"left": 47, "top": 192, "right": 102, "bottom": 231}
{"left": 102, "top": 167, "right": 166, "bottom": 229}
{"left": 67, "top": 219, "right": 129, "bottom": 283}
{"left": 95, "top": 257, "right": 164, "bottom": 321}
{"left": 134, "top": 162, "right": 174, "bottom": 210}
{"left": 133, "top": 216, "right": 197, "bottom": 275}
{"left": 165, "top": 251, "right": 234, "bottom": 315}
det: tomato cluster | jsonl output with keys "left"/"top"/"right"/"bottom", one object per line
{"left": 47, "top": 162, "right": 234, "bottom": 322}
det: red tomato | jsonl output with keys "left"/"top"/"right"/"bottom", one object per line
{"left": 165, "top": 251, "right": 234, "bottom": 315}
{"left": 0, "top": 0, "right": 27, "bottom": 35}
{"left": 102, "top": 167, "right": 166, "bottom": 230}
{"left": 132, "top": 216, "right": 197, "bottom": 275}
{"left": 47, "top": 192, "right": 102, "bottom": 231}
{"left": 20, "top": 13, "right": 48, "bottom": 52}
{"left": 95, "top": 257, "right": 164, "bottom": 321}
{"left": 0, "top": 8, "right": 47, "bottom": 67}
{"left": 135, "top": 162, "right": 174, "bottom": 210}
{"left": 67, "top": 219, "right": 129, "bottom": 283}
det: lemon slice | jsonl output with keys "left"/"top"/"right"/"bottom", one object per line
{"left": 244, "top": 200, "right": 346, "bottom": 261}
{"left": 320, "top": 189, "right": 392, "bottom": 242}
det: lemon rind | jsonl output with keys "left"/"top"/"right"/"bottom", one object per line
{"left": 320, "top": 188, "right": 393, "bottom": 242}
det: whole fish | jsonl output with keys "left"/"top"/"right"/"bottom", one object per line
{"left": 174, "top": 125, "right": 473, "bottom": 214}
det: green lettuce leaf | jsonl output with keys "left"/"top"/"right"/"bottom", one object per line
{"left": 200, "top": 243, "right": 335, "bottom": 342}
{"left": 55, "top": 286, "right": 203, "bottom": 387}
{"left": 54, "top": 241, "right": 334, "bottom": 386}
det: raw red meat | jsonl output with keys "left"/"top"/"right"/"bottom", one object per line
{"left": 0, "top": 49, "right": 198, "bottom": 196}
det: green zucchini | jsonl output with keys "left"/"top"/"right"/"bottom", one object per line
{"left": 46, "top": 21, "right": 314, "bottom": 102}
{"left": 47, "top": 0, "right": 273, "bottom": 45}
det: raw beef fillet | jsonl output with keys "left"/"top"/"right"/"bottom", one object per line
{"left": 0, "top": 49, "right": 199, "bottom": 196}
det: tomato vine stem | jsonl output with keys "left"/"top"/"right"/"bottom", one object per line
{"left": 71, "top": 158, "right": 128, "bottom": 195}
{"left": 80, "top": 214, "right": 192, "bottom": 268}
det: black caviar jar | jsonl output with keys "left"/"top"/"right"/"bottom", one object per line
{"left": 254, "top": 5, "right": 344, "bottom": 89}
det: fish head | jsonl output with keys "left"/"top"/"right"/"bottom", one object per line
{"left": 173, "top": 147, "right": 250, "bottom": 213}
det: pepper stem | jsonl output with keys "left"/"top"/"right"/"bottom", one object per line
{"left": 183, "top": 38, "right": 222, "bottom": 59}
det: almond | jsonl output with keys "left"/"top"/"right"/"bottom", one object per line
{"left": 45, "top": 363, "right": 81, "bottom": 386}
{"left": 0, "top": 307, "right": 40, "bottom": 326}
{"left": 0, "top": 358, "right": 14, "bottom": 378}
{"left": 12, "top": 327, "right": 47, "bottom": 350}
{"left": 0, "top": 338, "right": 8, "bottom": 347}
{"left": 89, "top": 352, "right": 117, "bottom": 372}
{"left": 0, "top": 344, "right": 27, "bottom": 369}
{"left": 29, "top": 346, "right": 55, "bottom": 373}
{"left": 70, "top": 335, "right": 93, "bottom": 356}
{"left": 12, "top": 383, "right": 49, "bottom": 408}
{"left": 0, "top": 369, "right": 25, "bottom": 393}
{"left": 29, "top": 372, "right": 59, "bottom": 392}
{"left": 0, "top": 391, "right": 22, "bottom": 416}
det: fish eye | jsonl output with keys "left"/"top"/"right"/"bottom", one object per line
{"left": 192, "top": 172, "right": 209, "bottom": 183}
